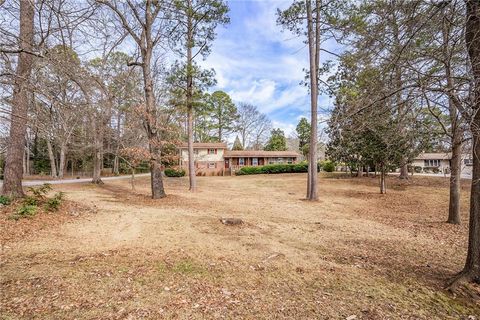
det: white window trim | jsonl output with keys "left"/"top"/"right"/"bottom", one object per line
{"left": 424, "top": 159, "right": 440, "bottom": 167}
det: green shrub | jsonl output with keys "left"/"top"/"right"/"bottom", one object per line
{"left": 23, "top": 196, "right": 39, "bottom": 206}
{"left": 28, "top": 183, "right": 52, "bottom": 198}
{"left": 236, "top": 162, "right": 316, "bottom": 175}
{"left": 10, "top": 205, "right": 37, "bottom": 220}
{"left": 320, "top": 160, "right": 335, "bottom": 172}
{"left": 236, "top": 166, "right": 263, "bottom": 175}
{"left": 0, "top": 195, "right": 11, "bottom": 206}
{"left": 423, "top": 166, "right": 440, "bottom": 174}
{"left": 164, "top": 168, "right": 186, "bottom": 177}
{"left": 45, "top": 192, "right": 65, "bottom": 212}
{"left": 413, "top": 166, "right": 422, "bottom": 173}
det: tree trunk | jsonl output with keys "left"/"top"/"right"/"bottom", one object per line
{"left": 46, "top": 139, "right": 57, "bottom": 178}
{"left": 113, "top": 112, "right": 121, "bottom": 175}
{"left": 1, "top": 0, "right": 34, "bottom": 198}
{"left": 22, "top": 147, "right": 27, "bottom": 175}
{"left": 380, "top": 165, "right": 386, "bottom": 194}
{"left": 131, "top": 167, "right": 136, "bottom": 191}
{"left": 113, "top": 156, "right": 119, "bottom": 175}
{"left": 187, "top": 107, "right": 196, "bottom": 191}
{"left": 305, "top": 0, "right": 319, "bottom": 201}
{"left": 357, "top": 164, "right": 363, "bottom": 178}
{"left": 441, "top": 7, "right": 463, "bottom": 225}
{"left": 141, "top": 11, "right": 166, "bottom": 198}
{"left": 25, "top": 135, "right": 30, "bottom": 176}
{"left": 241, "top": 129, "right": 247, "bottom": 150}
{"left": 186, "top": 0, "right": 197, "bottom": 192}
{"left": 448, "top": 0, "right": 480, "bottom": 287}
{"left": 92, "top": 117, "right": 103, "bottom": 184}
{"left": 150, "top": 143, "right": 166, "bottom": 198}
{"left": 447, "top": 139, "right": 462, "bottom": 224}
{"left": 399, "top": 163, "right": 409, "bottom": 179}
{"left": 58, "top": 143, "right": 67, "bottom": 179}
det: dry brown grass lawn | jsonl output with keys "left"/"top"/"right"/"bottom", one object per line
{"left": 1, "top": 173, "right": 479, "bottom": 319}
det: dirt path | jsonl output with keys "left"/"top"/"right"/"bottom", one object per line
{"left": 1, "top": 174, "right": 479, "bottom": 319}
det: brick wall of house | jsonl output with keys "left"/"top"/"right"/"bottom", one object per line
{"left": 179, "top": 148, "right": 226, "bottom": 176}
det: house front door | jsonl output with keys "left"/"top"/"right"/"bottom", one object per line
{"left": 225, "top": 159, "right": 230, "bottom": 169}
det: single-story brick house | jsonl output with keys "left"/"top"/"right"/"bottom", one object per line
{"left": 409, "top": 152, "right": 473, "bottom": 176}
{"left": 178, "top": 143, "right": 301, "bottom": 175}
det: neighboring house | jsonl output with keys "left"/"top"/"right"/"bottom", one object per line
{"left": 178, "top": 143, "right": 301, "bottom": 176}
{"left": 410, "top": 152, "right": 473, "bottom": 176}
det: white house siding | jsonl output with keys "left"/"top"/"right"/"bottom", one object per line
{"left": 179, "top": 148, "right": 225, "bottom": 176}
{"left": 410, "top": 159, "right": 450, "bottom": 172}
{"left": 180, "top": 148, "right": 224, "bottom": 162}
{"left": 409, "top": 153, "right": 473, "bottom": 177}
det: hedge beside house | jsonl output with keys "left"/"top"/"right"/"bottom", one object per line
{"left": 236, "top": 162, "right": 320, "bottom": 175}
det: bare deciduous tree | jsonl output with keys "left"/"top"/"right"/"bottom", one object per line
{"left": 97, "top": 0, "right": 167, "bottom": 198}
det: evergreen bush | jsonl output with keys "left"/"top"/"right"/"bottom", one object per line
{"left": 165, "top": 168, "right": 186, "bottom": 177}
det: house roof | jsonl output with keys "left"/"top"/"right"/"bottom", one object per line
{"left": 415, "top": 152, "right": 451, "bottom": 160}
{"left": 178, "top": 142, "right": 227, "bottom": 149}
{"left": 414, "top": 152, "right": 473, "bottom": 160}
{"left": 224, "top": 150, "right": 301, "bottom": 158}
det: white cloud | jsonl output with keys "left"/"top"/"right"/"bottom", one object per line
{"left": 228, "top": 79, "right": 276, "bottom": 105}
{"left": 198, "top": 0, "right": 339, "bottom": 131}
{"left": 272, "top": 119, "right": 296, "bottom": 137}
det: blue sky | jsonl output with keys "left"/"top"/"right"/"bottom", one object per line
{"left": 200, "top": 0, "right": 339, "bottom": 137}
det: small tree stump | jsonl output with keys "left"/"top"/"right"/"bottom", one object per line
{"left": 219, "top": 218, "right": 243, "bottom": 226}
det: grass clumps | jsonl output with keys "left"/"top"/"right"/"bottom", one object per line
{"left": 154, "top": 259, "right": 207, "bottom": 277}
{"left": 8, "top": 184, "right": 66, "bottom": 220}
{"left": 173, "top": 260, "right": 203, "bottom": 274}
{"left": 10, "top": 204, "right": 38, "bottom": 220}
{"left": 45, "top": 192, "right": 65, "bottom": 211}
{"left": 0, "top": 195, "right": 11, "bottom": 205}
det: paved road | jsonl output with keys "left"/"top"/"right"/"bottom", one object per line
{"left": 0, "top": 173, "right": 151, "bottom": 187}
{"left": 390, "top": 172, "right": 472, "bottom": 179}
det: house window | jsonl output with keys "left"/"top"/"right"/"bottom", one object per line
{"left": 464, "top": 158, "right": 473, "bottom": 166}
{"left": 268, "top": 158, "right": 275, "bottom": 164}
{"left": 252, "top": 158, "right": 258, "bottom": 166}
{"left": 194, "top": 149, "right": 199, "bottom": 155}
{"left": 277, "top": 157, "right": 284, "bottom": 164}
{"left": 208, "top": 148, "right": 216, "bottom": 154}
{"left": 239, "top": 157, "right": 245, "bottom": 166}
{"left": 208, "top": 162, "right": 216, "bottom": 169}
{"left": 287, "top": 157, "right": 293, "bottom": 164}
{"left": 424, "top": 159, "right": 440, "bottom": 167}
